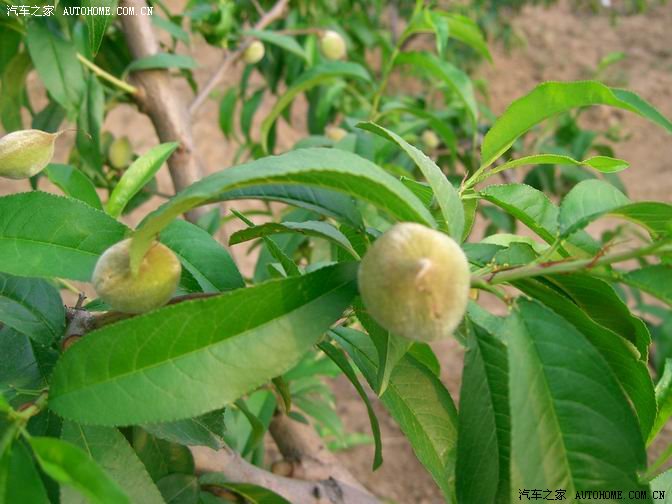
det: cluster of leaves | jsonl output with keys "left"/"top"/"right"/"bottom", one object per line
{"left": 2, "top": 1, "right": 672, "bottom": 503}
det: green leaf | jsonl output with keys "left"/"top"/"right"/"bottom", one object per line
{"left": 333, "top": 327, "right": 458, "bottom": 501}
{"left": 516, "top": 278, "right": 656, "bottom": 440}
{"left": 230, "top": 220, "right": 359, "bottom": 259}
{"left": 26, "top": 22, "right": 84, "bottom": 117}
{"left": 508, "top": 299, "right": 647, "bottom": 495}
{"left": 353, "top": 299, "right": 411, "bottom": 396}
{"left": 49, "top": 263, "right": 358, "bottom": 425}
{"left": 82, "top": 0, "right": 118, "bottom": 55}
{"left": 481, "top": 81, "right": 672, "bottom": 169}
{"left": 548, "top": 274, "right": 651, "bottom": 359}
{"left": 0, "top": 51, "right": 31, "bottom": 131}
{"left": 131, "top": 148, "right": 433, "bottom": 271}
{"left": 358, "top": 121, "right": 465, "bottom": 241}
{"left": 152, "top": 16, "right": 190, "bottom": 45}
{"left": 217, "top": 185, "right": 363, "bottom": 229}
{"left": 60, "top": 422, "right": 164, "bottom": 504}
{"left": 143, "top": 411, "right": 225, "bottom": 451}
{"left": 156, "top": 474, "right": 198, "bottom": 504}
{"left": 0, "top": 192, "right": 129, "bottom": 281}
{"left": 240, "top": 88, "right": 265, "bottom": 140}
{"left": 260, "top": 62, "right": 371, "bottom": 152}
{"left": 106, "top": 142, "right": 178, "bottom": 218}
{"left": 218, "top": 87, "right": 237, "bottom": 139}
{"left": 132, "top": 428, "right": 194, "bottom": 482}
{"left": 651, "top": 470, "right": 672, "bottom": 498}
{"left": 45, "top": 164, "right": 103, "bottom": 209}
{"left": 395, "top": 52, "right": 478, "bottom": 125}
{"left": 440, "top": 13, "right": 492, "bottom": 62}
{"left": 160, "top": 219, "right": 244, "bottom": 293}
{"left": 200, "top": 474, "right": 291, "bottom": 504}
{"left": 0, "top": 274, "right": 65, "bottom": 346}
{"left": 0, "top": 326, "right": 47, "bottom": 406}
{"left": 30, "top": 436, "right": 131, "bottom": 504}
{"left": 126, "top": 53, "right": 197, "bottom": 72}
{"left": 622, "top": 265, "right": 672, "bottom": 305}
{"left": 0, "top": 442, "right": 49, "bottom": 504}
{"left": 456, "top": 321, "right": 510, "bottom": 503}
{"left": 76, "top": 74, "right": 105, "bottom": 176}
{"left": 318, "top": 340, "right": 382, "bottom": 470}
{"left": 650, "top": 359, "right": 672, "bottom": 444}
{"left": 243, "top": 29, "right": 307, "bottom": 61}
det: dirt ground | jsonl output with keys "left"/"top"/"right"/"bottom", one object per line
{"left": 2, "top": 1, "right": 671, "bottom": 502}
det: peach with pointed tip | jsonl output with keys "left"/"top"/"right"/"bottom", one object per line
{"left": 357, "top": 223, "right": 470, "bottom": 342}
{"left": 92, "top": 239, "right": 181, "bottom": 314}
{"left": 0, "top": 129, "right": 59, "bottom": 180}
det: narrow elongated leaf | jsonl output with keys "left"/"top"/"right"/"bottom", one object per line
{"left": 132, "top": 428, "right": 194, "bottom": 482}
{"left": 160, "top": 219, "right": 244, "bottom": 293}
{"left": 0, "top": 274, "right": 65, "bottom": 346}
{"left": 30, "top": 437, "right": 131, "bottom": 504}
{"left": 156, "top": 474, "right": 198, "bottom": 504}
{"left": 218, "top": 87, "right": 237, "bottom": 139}
{"left": 260, "top": 62, "right": 371, "bottom": 152}
{"left": 151, "top": 16, "right": 190, "bottom": 45}
{"left": 478, "top": 153, "right": 629, "bottom": 186}
{"left": 243, "top": 29, "right": 307, "bottom": 61}
{"left": 60, "top": 422, "right": 164, "bottom": 504}
{"left": 106, "top": 143, "right": 178, "bottom": 218}
{"left": 333, "top": 327, "right": 458, "bottom": 501}
{"left": 76, "top": 74, "right": 105, "bottom": 175}
{"left": 650, "top": 359, "right": 672, "bottom": 444}
{"left": 217, "top": 185, "right": 363, "bottom": 228}
{"left": 548, "top": 274, "right": 651, "bottom": 358}
{"left": 200, "top": 474, "right": 290, "bottom": 504}
{"left": 142, "top": 411, "right": 225, "bottom": 451}
{"left": 358, "top": 122, "right": 465, "bottom": 241}
{"left": 440, "top": 13, "right": 492, "bottom": 62}
{"left": 0, "top": 51, "right": 30, "bottom": 131}
{"left": 622, "top": 265, "right": 672, "bottom": 305}
{"left": 45, "top": 164, "right": 102, "bottom": 209}
{"left": 26, "top": 22, "right": 84, "bottom": 116}
{"left": 0, "top": 192, "right": 128, "bottom": 281}
{"left": 395, "top": 52, "right": 478, "bottom": 124}
{"left": 318, "top": 341, "right": 382, "bottom": 470}
{"left": 508, "top": 299, "right": 647, "bottom": 495}
{"left": 49, "top": 263, "right": 358, "bottom": 425}
{"left": 1, "top": 442, "right": 49, "bottom": 504}
{"left": 481, "top": 81, "right": 672, "bottom": 168}
{"left": 230, "top": 220, "right": 359, "bottom": 259}
{"left": 516, "top": 278, "right": 655, "bottom": 439}
{"left": 127, "top": 53, "right": 197, "bottom": 72}
{"left": 456, "top": 321, "right": 510, "bottom": 504}
{"left": 82, "top": 0, "right": 118, "bottom": 55}
{"left": 354, "top": 299, "right": 411, "bottom": 396}
{"left": 131, "top": 148, "right": 433, "bottom": 271}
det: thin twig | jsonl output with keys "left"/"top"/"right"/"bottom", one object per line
{"left": 189, "top": 0, "right": 290, "bottom": 116}
{"left": 77, "top": 53, "right": 139, "bottom": 95}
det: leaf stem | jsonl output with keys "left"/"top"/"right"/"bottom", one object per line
{"left": 368, "top": 47, "right": 400, "bottom": 120}
{"left": 76, "top": 53, "right": 139, "bottom": 95}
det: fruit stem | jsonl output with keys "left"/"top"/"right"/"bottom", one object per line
{"left": 77, "top": 53, "right": 139, "bottom": 95}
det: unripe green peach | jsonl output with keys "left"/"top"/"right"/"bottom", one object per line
{"left": 243, "top": 40, "right": 265, "bottom": 64}
{"left": 108, "top": 136, "right": 133, "bottom": 170}
{"left": 325, "top": 125, "right": 348, "bottom": 142}
{"left": 358, "top": 223, "right": 470, "bottom": 342}
{"left": 320, "top": 30, "right": 346, "bottom": 60}
{"left": 0, "top": 129, "right": 59, "bottom": 179}
{"left": 92, "top": 239, "right": 181, "bottom": 314}
{"left": 421, "top": 130, "right": 440, "bottom": 150}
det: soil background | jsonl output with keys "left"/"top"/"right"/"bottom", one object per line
{"left": 2, "top": 1, "right": 671, "bottom": 502}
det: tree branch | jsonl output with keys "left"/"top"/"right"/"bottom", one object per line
{"left": 189, "top": 0, "right": 290, "bottom": 117}
{"left": 118, "top": 0, "right": 205, "bottom": 222}
{"left": 192, "top": 445, "right": 380, "bottom": 504}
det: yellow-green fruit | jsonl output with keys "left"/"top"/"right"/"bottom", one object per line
{"left": 320, "top": 30, "right": 346, "bottom": 60}
{"left": 108, "top": 137, "right": 133, "bottom": 170}
{"left": 0, "top": 129, "right": 59, "bottom": 179}
{"left": 243, "top": 40, "right": 265, "bottom": 64}
{"left": 92, "top": 239, "right": 181, "bottom": 314}
{"left": 421, "top": 130, "right": 440, "bottom": 150}
{"left": 325, "top": 125, "right": 348, "bottom": 142}
{"left": 358, "top": 223, "right": 470, "bottom": 342}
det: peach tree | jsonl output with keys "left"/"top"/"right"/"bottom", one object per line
{"left": 1, "top": 1, "right": 672, "bottom": 503}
